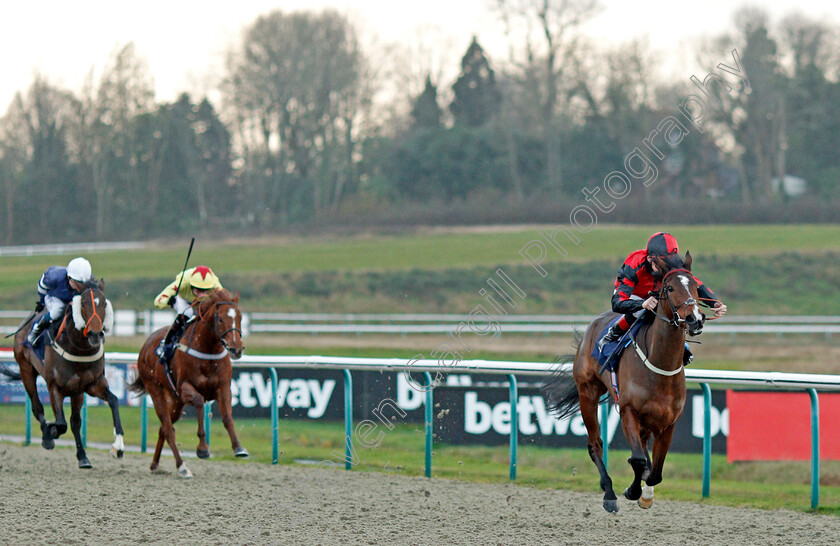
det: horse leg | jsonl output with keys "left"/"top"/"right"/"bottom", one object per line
{"left": 18, "top": 362, "right": 49, "bottom": 447}
{"left": 640, "top": 429, "right": 653, "bottom": 482}
{"left": 618, "top": 407, "right": 648, "bottom": 503}
{"left": 216, "top": 383, "right": 248, "bottom": 458}
{"left": 45, "top": 383, "right": 68, "bottom": 445}
{"left": 179, "top": 382, "right": 210, "bottom": 459}
{"left": 69, "top": 393, "right": 92, "bottom": 469}
{"left": 151, "top": 394, "right": 190, "bottom": 477}
{"left": 578, "top": 383, "right": 617, "bottom": 513}
{"left": 87, "top": 378, "right": 125, "bottom": 459}
{"left": 638, "top": 424, "right": 677, "bottom": 509}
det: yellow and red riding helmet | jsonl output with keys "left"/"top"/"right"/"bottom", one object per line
{"left": 188, "top": 265, "right": 219, "bottom": 290}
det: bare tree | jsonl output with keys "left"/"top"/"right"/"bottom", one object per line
{"left": 79, "top": 43, "right": 155, "bottom": 237}
{"left": 491, "top": 0, "right": 600, "bottom": 192}
{"left": 223, "top": 10, "right": 370, "bottom": 223}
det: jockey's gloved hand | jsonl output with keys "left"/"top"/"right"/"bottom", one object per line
{"left": 35, "top": 301, "right": 44, "bottom": 313}
{"left": 167, "top": 295, "right": 177, "bottom": 307}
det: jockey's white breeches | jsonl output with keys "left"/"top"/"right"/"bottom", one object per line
{"left": 44, "top": 295, "right": 66, "bottom": 321}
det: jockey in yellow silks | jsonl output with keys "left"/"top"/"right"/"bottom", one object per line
{"left": 153, "top": 265, "right": 223, "bottom": 365}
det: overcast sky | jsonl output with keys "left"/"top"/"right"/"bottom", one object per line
{"left": 2, "top": 0, "right": 838, "bottom": 109}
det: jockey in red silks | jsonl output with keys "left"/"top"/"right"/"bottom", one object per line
{"left": 153, "top": 265, "right": 223, "bottom": 366}
{"left": 598, "top": 232, "right": 728, "bottom": 353}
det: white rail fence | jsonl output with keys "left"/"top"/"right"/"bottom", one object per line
{"left": 2, "top": 310, "right": 840, "bottom": 337}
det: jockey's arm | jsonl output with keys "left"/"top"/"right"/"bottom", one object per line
{"left": 611, "top": 286, "right": 644, "bottom": 315}
{"left": 697, "top": 282, "right": 727, "bottom": 318}
{"left": 153, "top": 280, "right": 180, "bottom": 310}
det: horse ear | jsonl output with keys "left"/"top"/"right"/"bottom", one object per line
{"left": 98, "top": 278, "right": 105, "bottom": 291}
{"left": 653, "top": 256, "right": 668, "bottom": 273}
{"left": 684, "top": 251, "right": 692, "bottom": 271}
{"left": 234, "top": 291, "right": 240, "bottom": 303}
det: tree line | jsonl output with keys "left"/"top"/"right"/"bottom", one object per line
{"left": 1, "top": 3, "right": 839, "bottom": 243}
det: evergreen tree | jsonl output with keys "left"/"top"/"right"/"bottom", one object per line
{"left": 410, "top": 75, "right": 443, "bottom": 130}
{"left": 450, "top": 37, "right": 501, "bottom": 127}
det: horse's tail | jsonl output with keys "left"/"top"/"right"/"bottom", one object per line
{"left": 0, "top": 362, "right": 21, "bottom": 381}
{"left": 541, "top": 367, "right": 580, "bottom": 419}
{"left": 540, "top": 327, "right": 584, "bottom": 419}
{"left": 128, "top": 374, "right": 147, "bottom": 396}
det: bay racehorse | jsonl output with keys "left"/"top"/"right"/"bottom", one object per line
{"left": 8, "top": 279, "right": 124, "bottom": 468}
{"left": 543, "top": 252, "right": 705, "bottom": 513}
{"left": 129, "top": 288, "right": 247, "bottom": 477}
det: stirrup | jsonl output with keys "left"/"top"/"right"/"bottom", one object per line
{"left": 598, "top": 326, "right": 622, "bottom": 352}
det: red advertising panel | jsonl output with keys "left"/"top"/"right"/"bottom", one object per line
{"left": 727, "top": 391, "right": 840, "bottom": 462}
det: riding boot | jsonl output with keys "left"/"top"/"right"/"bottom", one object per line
{"left": 27, "top": 316, "right": 51, "bottom": 346}
{"left": 155, "top": 313, "right": 189, "bottom": 365}
{"left": 598, "top": 323, "right": 625, "bottom": 353}
{"left": 683, "top": 343, "right": 694, "bottom": 366}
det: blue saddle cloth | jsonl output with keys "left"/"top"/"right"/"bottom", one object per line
{"left": 591, "top": 316, "right": 647, "bottom": 373}
{"left": 23, "top": 322, "right": 50, "bottom": 362}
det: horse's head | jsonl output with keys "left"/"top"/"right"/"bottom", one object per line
{"left": 658, "top": 251, "right": 705, "bottom": 336}
{"left": 197, "top": 289, "right": 245, "bottom": 360}
{"left": 71, "top": 279, "right": 113, "bottom": 347}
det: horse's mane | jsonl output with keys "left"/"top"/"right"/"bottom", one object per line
{"left": 660, "top": 254, "right": 687, "bottom": 273}
{"left": 195, "top": 288, "right": 235, "bottom": 315}
{"left": 81, "top": 277, "right": 102, "bottom": 291}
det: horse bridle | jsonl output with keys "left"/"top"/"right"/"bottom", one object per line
{"left": 58, "top": 288, "right": 107, "bottom": 354}
{"left": 196, "top": 300, "right": 243, "bottom": 351}
{"left": 650, "top": 268, "right": 698, "bottom": 330}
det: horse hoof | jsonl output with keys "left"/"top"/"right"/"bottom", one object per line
{"left": 196, "top": 448, "right": 211, "bottom": 459}
{"left": 638, "top": 485, "right": 654, "bottom": 509}
{"left": 78, "top": 458, "right": 93, "bottom": 469}
{"left": 603, "top": 499, "right": 619, "bottom": 513}
{"left": 234, "top": 447, "right": 250, "bottom": 458}
{"left": 177, "top": 463, "right": 193, "bottom": 478}
{"left": 624, "top": 486, "right": 641, "bottom": 501}
{"left": 41, "top": 438, "right": 55, "bottom": 450}
{"left": 110, "top": 447, "right": 124, "bottom": 459}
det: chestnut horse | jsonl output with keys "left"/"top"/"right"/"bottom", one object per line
{"left": 9, "top": 280, "right": 124, "bottom": 468}
{"left": 129, "top": 288, "right": 247, "bottom": 477}
{"left": 543, "top": 253, "right": 705, "bottom": 513}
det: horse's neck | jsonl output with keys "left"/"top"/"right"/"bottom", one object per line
{"left": 645, "top": 307, "right": 685, "bottom": 369}
{"left": 186, "top": 314, "right": 222, "bottom": 352}
{"left": 61, "top": 314, "right": 92, "bottom": 351}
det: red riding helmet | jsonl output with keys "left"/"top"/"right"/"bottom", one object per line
{"left": 646, "top": 232, "right": 679, "bottom": 257}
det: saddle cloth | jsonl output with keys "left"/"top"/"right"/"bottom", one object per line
{"left": 591, "top": 314, "right": 694, "bottom": 374}
{"left": 591, "top": 315, "right": 647, "bottom": 373}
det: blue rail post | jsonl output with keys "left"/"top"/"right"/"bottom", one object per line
{"left": 140, "top": 395, "right": 148, "bottom": 453}
{"left": 600, "top": 399, "right": 609, "bottom": 470}
{"left": 343, "top": 369, "right": 353, "bottom": 470}
{"left": 701, "top": 383, "right": 712, "bottom": 498}
{"left": 81, "top": 395, "right": 87, "bottom": 447}
{"left": 809, "top": 388, "right": 820, "bottom": 510}
{"left": 423, "top": 372, "right": 433, "bottom": 478}
{"left": 271, "top": 368, "right": 279, "bottom": 464}
{"left": 508, "top": 374, "right": 519, "bottom": 480}
{"left": 25, "top": 397, "right": 31, "bottom": 446}
{"left": 204, "top": 401, "right": 212, "bottom": 448}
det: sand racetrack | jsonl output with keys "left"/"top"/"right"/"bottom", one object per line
{"left": 2, "top": 443, "right": 839, "bottom": 545}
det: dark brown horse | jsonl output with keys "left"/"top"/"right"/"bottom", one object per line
{"left": 129, "top": 288, "right": 247, "bottom": 477}
{"left": 543, "top": 252, "right": 705, "bottom": 513}
{"left": 9, "top": 280, "right": 124, "bottom": 468}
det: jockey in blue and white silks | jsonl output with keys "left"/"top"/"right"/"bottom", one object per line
{"left": 26, "top": 257, "right": 94, "bottom": 346}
